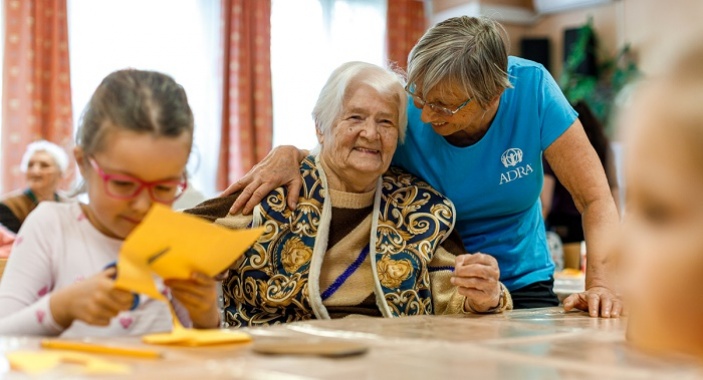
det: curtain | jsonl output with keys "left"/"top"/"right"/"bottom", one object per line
{"left": 217, "top": 0, "right": 273, "bottom": 190}
{"left": 386, "top": 0, "right": 427, "bottom": 71}
{"left": 2, "top": 0, "right": 73, "bottom": 192}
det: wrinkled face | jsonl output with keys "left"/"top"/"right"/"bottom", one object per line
{"left": 25, "top": 151, "right": 62, "bottom": 194}
{"left": 76, "top": 129, "right": 191, "bottom": 239}
{"left": 318, "top": 83, "right": 400, "bottom": 192}
{"left": 413, "top": 82, "right": 488, "bottom": 138}
{"left": 620, "top": 93, "right": 703, "bottom": 358}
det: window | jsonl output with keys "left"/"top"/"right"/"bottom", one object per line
{"left": 67, "top": 0, "right": 387, "bottom": 196}
{"left": 271, "top": 0, "right": 386, "bottom": 149}
{"left": 0, "top": 5, "right": 4, "bottom": 193}
{"left": 68, "top": 0, "right": 222, "bottom": 198}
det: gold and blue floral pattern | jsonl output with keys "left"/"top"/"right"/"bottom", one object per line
{"left": 223, "top": 156, "right": 455, "bottom": 326}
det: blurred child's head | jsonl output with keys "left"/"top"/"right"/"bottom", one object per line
{"left": 620, "top": 39, "right": 703, "bottom": 361}
{"left": 74, "top": 69, "right": 194, "bottom": 239}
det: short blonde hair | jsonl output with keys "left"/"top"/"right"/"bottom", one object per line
{"left": 407, "top": 16, "right": 512, "bottom": 108}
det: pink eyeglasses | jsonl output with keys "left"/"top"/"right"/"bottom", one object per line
{"left": 89, "top": 158, "right": 187, "bottom": 204}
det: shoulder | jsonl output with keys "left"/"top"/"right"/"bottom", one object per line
{"left": 506, "top": 56, "right": 552, "bottom": 90}
{"left": 22, "top": 202, "right": 79, "bottom": 229}
{"left": 0, "top": 189, "right": 28, "bottom": 204}
{"left": 508, "top": 56, "right": 549, "bottom": 77}
{"left": 383, "top": 166, "right": 453, "bottom": 205}
{"left": 382, "top": 166, "right": 456, "bottom": 238}
{"left": 183, "top": 194, "right": 237, "bottom": 223}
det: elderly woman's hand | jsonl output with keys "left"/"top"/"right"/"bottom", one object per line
{"left": 452, "top": 253, "right": 502, "bottom": 312}
{"left": 222, "top": 145, "right": 305, "bottom": 215}
{"left": 563, "top": 286, "right": 623, "bottom": 318}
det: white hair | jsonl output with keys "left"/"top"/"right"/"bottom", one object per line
{"left": 20, "top": 140, "right": 69, "bottom": 173}
{"left": 312, "top": 61, "right": 408, "bottom": 143}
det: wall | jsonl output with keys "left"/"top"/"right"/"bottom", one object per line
{"left": 432, "top": 0, "right": 703, "bottom": 77}
{"left": 434, "top": 0, "right": 532, "bottom": 12}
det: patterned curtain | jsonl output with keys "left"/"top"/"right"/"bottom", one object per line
{"left": 217, "top": 0, "right": 273, "bottom": 190}
{"left": 2, "top": 0, "right": 73, "bottom": 192}
{"left": 386, "top": 0, "right": 427, "bottom": 71}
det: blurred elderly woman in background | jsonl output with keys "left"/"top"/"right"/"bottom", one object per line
{"left": 0, "top": 140, "right": 69, "bottom": 233}
{"left": 187, "top": 61, "right": 512, "bottom": 326}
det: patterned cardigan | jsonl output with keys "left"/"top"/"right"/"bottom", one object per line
{"left": 185, "top": 155, "right": 512, "bottom": 327}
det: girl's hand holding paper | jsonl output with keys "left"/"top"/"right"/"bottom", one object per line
{"left": 111, "top": 204, "right": 262, "bottom": 345}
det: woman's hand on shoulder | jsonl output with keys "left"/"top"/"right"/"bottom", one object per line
{"left": 49, "top": 267, "right": 134, "bottom": 328}
{"left": 452, "top": 253, "right": 502, "bottom": 312}
{"left": 222, "top": 145, "right": 306, "bottom": 215}
{"left": 165, "top": 272, "right": 219, "bottom": 329}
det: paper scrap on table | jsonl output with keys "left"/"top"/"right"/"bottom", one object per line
{"left": 143, "top": 327, "right": 252, "bottom": 346}
{"left": 114, "top": 203, "right": 264, "bottom": 299}
{"left": 6, "top": 351, "right": 130, "bottom": 375}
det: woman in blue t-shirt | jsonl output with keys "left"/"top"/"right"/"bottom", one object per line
{"left": 222, "top": 16, "right": 620, "bottom": 318}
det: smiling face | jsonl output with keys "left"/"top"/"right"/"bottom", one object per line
{"left": 414, "top": 82, "right": 500, "bottom": 145}
{"left": 25, "top": 151, "right": 62, "bottom": 195}
{"left": 620, "top": 85, "right": 703, "bottom": 359}
{"left": 75, "top": 128, "right": 191, "bottom": 239}
{"left": 317, "top": 82, "right": 400, "bottom": 193}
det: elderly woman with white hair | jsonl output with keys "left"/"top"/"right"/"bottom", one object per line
{"left": 0, "top": 140, "right": 69, "bottom": 233}
{"left": 186, "top": 61, "right": 512, "bottom": 326}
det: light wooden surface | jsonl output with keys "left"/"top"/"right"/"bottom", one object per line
{"left": 0, "top": 308, "right": 700, "bottom": 379}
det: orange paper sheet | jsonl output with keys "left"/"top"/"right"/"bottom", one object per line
{"left": 113, "top": 203, "right": 263, "bottom": 298}
{"left": 112, "top": 203, "right": 261, "bottom": 345}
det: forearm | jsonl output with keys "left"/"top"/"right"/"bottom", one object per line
{"left": 581, "top": 197, "right": 620, "bottom": 289}
{"left": 431, "top": 268, "right": 468, "bottom": 315}
{"left": 430, "top": 232, "right": 468, "bottom": 315}
{"left": 0, "top": 295, "right": 64, "bottom": 336}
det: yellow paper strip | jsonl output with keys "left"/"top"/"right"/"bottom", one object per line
{"left": 41, "top": 339, "right": 161, "bottom": 359}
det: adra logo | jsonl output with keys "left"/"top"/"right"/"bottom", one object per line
{"left": 501, "top": 148, "right": 523, "bottom": 168}
{"left": 499, "top": 148, "right": 533, "bottom": 185}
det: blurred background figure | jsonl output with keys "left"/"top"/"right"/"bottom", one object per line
{"left": 541, "top": 101, "right": 619, "bottom": 244}
{"left": 619, "top": 36, "right": 703, "bottom": 363}
{"left": 0, "top": 140, "right": 70, "bottom": 233}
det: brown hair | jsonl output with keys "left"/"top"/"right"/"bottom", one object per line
{"left": 76, "top": 69, "right": 194, "bottom": 156}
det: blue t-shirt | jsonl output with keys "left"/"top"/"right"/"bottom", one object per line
{"left": 393, "top": 56, "right": 577, "bottom": 291}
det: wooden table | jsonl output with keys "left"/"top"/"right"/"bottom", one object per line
{"left": 0, "top": 308, "right": 700, "bottom": 379}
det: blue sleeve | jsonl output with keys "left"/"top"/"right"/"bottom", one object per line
{"left": 537, "top": 67, "right": 578, "bottom": 151}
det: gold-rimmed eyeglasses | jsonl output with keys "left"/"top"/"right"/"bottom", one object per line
{"left": 405, "top": 85, "right": 472, "bottom": 117}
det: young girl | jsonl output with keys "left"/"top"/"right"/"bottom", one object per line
{"left": 0, "top": 69, "right": 219, "bottom": 337}
{"left": 619, "top": 40, "right": 703, "bottom": 361}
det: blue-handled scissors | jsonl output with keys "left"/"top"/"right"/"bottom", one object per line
{"left": 103, "top": 261, "right": 140, "bottom": 311}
